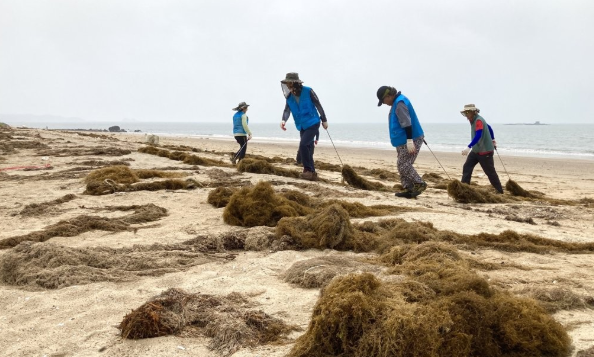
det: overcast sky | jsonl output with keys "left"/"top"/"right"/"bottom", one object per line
{"left": 1, "top": 0, "right": 593, "bottom": 124}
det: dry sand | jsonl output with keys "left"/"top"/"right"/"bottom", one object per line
{"left": 1, "top": 128, "right": 594, "bottom": 356}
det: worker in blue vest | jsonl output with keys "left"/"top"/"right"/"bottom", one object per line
{"left": 280, "top": 72, "right": 328, "bottom": 181}
{"left": 231, "top": 101, "right": 252, "bottom": 165}
{"left": 460, "top": 104, "right": 503, "bottom": 194}
{"left": 377, "top": 86, "right": 427, "bottom": 198}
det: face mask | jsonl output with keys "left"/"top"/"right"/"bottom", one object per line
{"left": 281, "top": 83, "right": 291, "bottom": 99}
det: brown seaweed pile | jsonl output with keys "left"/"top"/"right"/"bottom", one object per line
{"left": 37, "top": 147, "right": 131, "bottom": 157}
{"left": 276, "top": 204, "right": 355, "bottom": 250}
{"left": 120, "top": 289, "right": 296, "bottom": 356}
{"left": 447, "top": 179, "right": 510, "bottom": 203}
{"left": 207, "top": 187, "right": 238, "bottom": 208}
{"left": 0, "top": 204, "right": 167, "bottom": 249}
{"left": 237, "top": 158, "right": 301, "bottom": 178}
{"left": 138, "top": 146, "right": 230, "bottom": 167}
{"left": 19, "top": 194, "right": 77, "bottom": 216}
{"left": 283, "top": 255, "right": 382, "bottom": 289}
{"left": 505, "top": 179, "right": 539, "bottom": 198}
{"left": 0, "top": 241, "right": 216, "bottom": 289}
{"left": 289, "top": 268, "right": 571, "bottom": 357}
{"left": 341, "top": 165, "right": 390, "bottom": 191}
{"left": 84, "top": 165, "right": 196, "bottom": 195}
{"left": 223, "top": 181, "right": 311, "bottom": 227}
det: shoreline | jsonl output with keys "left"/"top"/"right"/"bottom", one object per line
{"left": 7, "top": 122, "right": 594, "bottom": 160}
{"left": 101, "top": 130, "right": 594, "bottom": 161}
{"left": 111, "top": 133, "right": 594, "bottom": 201}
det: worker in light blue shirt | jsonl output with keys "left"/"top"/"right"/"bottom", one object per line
{"left": 231, "top": 101, "right": 252, "bottom": 165}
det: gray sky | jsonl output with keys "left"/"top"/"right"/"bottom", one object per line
{"left": 1, "top": 0, "right": 593, "bottom": 124}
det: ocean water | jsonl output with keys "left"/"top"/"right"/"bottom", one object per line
{"left": 12, "top": 121, "right": 594, "bottom": 160}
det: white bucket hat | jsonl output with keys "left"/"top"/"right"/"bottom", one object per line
{"left": 460, "top": 103, "right": 480, "bottom": 115}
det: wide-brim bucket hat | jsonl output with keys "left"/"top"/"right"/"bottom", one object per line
{"left": 281, "top": 72, "right": 303, "bottom": 84}
{"left": 460, "top": 103, "right": 480, "bottom": 115}
{"left": 233, "top": 102, "right": 250, "bottom": 111}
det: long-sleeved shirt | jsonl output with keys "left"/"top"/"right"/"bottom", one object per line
{"left": 395, "top": 101, "right": 413, "bottom": 139}
{"left": 282, "top": 88, "right": 327, "bottom": 123}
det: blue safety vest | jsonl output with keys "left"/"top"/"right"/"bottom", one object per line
{"left": 388, "top": 94, "right": 424, "bottom": 147}
{"left": 233, "top": 111, "right": 248, "bottom": 135}
{"left": 286, "top": 86, "right": 320, "bottom": 130}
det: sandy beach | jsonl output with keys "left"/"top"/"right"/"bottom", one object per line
{"left": 1, "top": 127, "right": 594, "bottom": 357}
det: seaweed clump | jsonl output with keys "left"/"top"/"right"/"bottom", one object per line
{"left": 289, "top": 268, "right": 571, "bottom": 357}
{"left": 447, "top": 180, "right": 509, "bottom": 203}
{"left": 207, "top": 187, "right": 238, "bottom": 208}
{"left": 0, "top": 204, "right": 167, "bottom": 249}
{"left": 276, "top": 204, "right": 355, "bottom": 250}
{"left": 341, "top": 165, "right": 390, "bottom": 191}
{"left": 120, "top": 289, "right": 296, "bottom": 356}
{"left": 223, "top": 181, "right": 311, "bottom": 227}
{"left": 505, "top": 179, "right": 538, "bottom": 198}
{"left": 237, "top": 158, "right": 301, "bottom": 178}
{"left": 84, "top": 166, "right": 196, "bottom": 195}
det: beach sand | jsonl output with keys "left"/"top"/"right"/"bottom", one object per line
{"left": 1, "top": 128, "right": 594, "bottom": 356}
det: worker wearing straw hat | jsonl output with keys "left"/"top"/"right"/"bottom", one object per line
{"left": 231, "top": 101, "right": 252, "bottom": 165}
{"left": 280, "top": 72, "right": 328, "bottom": 181}
{"left": 460, "top": 104, "right": 503, "bottom": 194}
{"left": 377, "top": 85, "right": 427, "bottom": 199}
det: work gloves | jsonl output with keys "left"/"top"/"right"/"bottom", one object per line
{"left": 462, "top": 147, "right": 471, "bottom": 156}
{"left": 406, "top": 139, "right": 416, "bottom": 154}
{"left": 322, "top": 121, "right": 328, "bottom": 130}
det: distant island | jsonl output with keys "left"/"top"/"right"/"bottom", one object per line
{"left": 504, "top": 121, "right": 549, "bottom": 125}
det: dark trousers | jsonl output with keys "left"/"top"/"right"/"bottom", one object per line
{"left": 299, "top": 122, "right": 320, "bottom": 172}
{"left": 462, "top": 151, "right": 503, "bottom": 193}
{"left": 296, "top": 144, "right": 315, "bottom": 164}
{"left": 234, "top": 135, "right": 248, "bottom": 160}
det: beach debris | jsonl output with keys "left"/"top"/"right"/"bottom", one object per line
{"left": 363, "top": 168, "right": 399, "bottom": 181}
{"left": 447, "top": 179, "right": 509, "bottom": 203}
{"left": 577, "top": 345, "right": 594, "bottom": 356}
{"left": 37, "top": 147, "right": 131, "bottom": 157}
{"left": 283, "top": 255, "right": 382, "bottom": 289}
{"left": 0, "top": 204, "right": 167, "bottom": 249}
{"left": 207, "top": 187, "right": 238, "bottom": 208}
{"left": 223, "top": 181, "right": 311, "bottom": 227}
{"left": 341, "top": 165, "right": 390, "bottom": 191}
{"left": 505, "top": 179, "right": 538, "bottom": 198}
{"left": 517, "top": 286, "right": 594, "bottom": 313}
{"left": 505, "top": 215, "right": 537, "bottom": 225}
{"left": 276, "top": 204, "right": 355, "bottom": 250}
{"left": 72, "top": 159, "right": 133, "bottom": 167}
{"left": 288, "top": 268, "right": 571, "bottom": 357}
{"left": 355, "top": 218, "right": 594, "bottom": 254}
{"left": 19, "top": 193, "right": 77, "bottom": 217}
{"left": 84, "top": 165, "right": 195, "bottom": 195}
{"left": 144, "top": 133, "right": 159, "bottom": 145}
{"left": 120, "top": 289, "right": 297, "bottom": 356}
{"left": 138, "top": 146, "right": 230, "bottom": 167}
{"left": 0, "top": 238, "right": 223, "bottom": 289}
{"left": 237, "top": 158, "right": 301, "bottom": 178}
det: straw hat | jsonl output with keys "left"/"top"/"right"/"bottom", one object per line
{"left": 281, "top": 72, "right": 303, "bottom": 84}
{"left": 232, "top": 102, "right": 250, "bottom": 111}
{"left": 460, "top": 104, "right": 480, "bottom": 114}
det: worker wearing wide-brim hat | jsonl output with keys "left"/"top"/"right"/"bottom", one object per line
{"left": 460, "top": 103, "right": 503, "bottom": 194}
{"left": 231, "top": 101, "right": 252, "bottom": 165}
{"left": 377, "top": 85, "right": 427, "bottom": 199}
{"left": 280, "top": 72, "right": 328, "bottom": 181}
